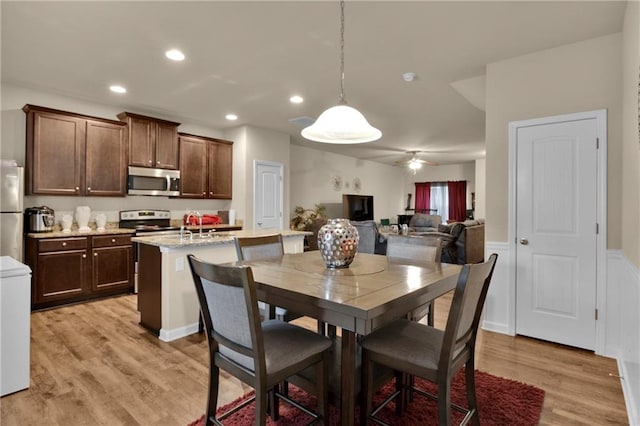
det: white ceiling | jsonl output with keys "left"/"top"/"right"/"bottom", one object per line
{"left": 1, "top": 1, "right": 626, "bottom": 166}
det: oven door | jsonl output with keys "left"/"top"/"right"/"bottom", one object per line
{"left": 127, "top": 166, "right": 180, "bottom": 196}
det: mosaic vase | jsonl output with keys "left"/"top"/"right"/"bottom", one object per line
{"left": 318, "top": 219, "right": 359, "bottom": 268}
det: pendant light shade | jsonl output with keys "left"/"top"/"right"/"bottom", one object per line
{"left": 302, "top": 0, "right": 381, "bottom": 144}
{"left": 301, "top": 104, "right": 382, "bottom": 144}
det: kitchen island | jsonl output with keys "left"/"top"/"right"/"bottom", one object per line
{"left": 133, "top": 229, "right": 309, "bottom": 342}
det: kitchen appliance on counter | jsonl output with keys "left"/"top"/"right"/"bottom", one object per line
{"left": 25, "top": 206, "right": 55, "bottom": 233}
{"left": 0, "top": 162, "right": 24, "bottom": 261}
{"left": 119, "top": 210, "right": 182, "bottom": 293}
{"left": 127, "top": 166, "right": 180, "bottom": 197}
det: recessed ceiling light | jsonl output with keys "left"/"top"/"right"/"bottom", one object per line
{"left": 289, "top": 95, "right": 304, "bottom": 104}
{"left": 109, "top": 85, "right": 127, "bottom": 94}
{"left": 225, "top": 114, "right": 238, "bottom": 121}
{"left": 165, "top": 49, "right": 185, "bottom": 61}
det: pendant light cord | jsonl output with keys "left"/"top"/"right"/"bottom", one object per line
{"left": 339, "top": 0, "right": 346, "bottom": 104}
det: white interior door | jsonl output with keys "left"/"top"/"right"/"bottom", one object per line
{"left": 254, "top": 161, "right": 283, "bottom": 230}
{"left": 515, "top": 117, "right": 598, "bottom": 350}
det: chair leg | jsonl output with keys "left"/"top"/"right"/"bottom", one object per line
{"left": 360, "top": 350, "right": 374, "bottom": 425}
{"left": 394, "top": 371, "right": 405, "bottom": 415}
{"left": 316, "top": 352, "right": 329, "bottom": 425}
{"left": 465, "top": 362, "right": 480, "bottom": 426}
{"left": 205, "top": 364, "right": 219, "bottom": 425}
{"left": 427, "top": 301, "right": 435, "bottom": 327}
{"left": 438, "top": 378, "right": 452, "bottom": 426}
{"left": 268, "top": 384, "right": 280, "bottom": 421}
{"left": 255, "top": 386, "right": 267, "bottom": 426}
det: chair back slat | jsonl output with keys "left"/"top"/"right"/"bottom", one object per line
{"left": 440, "top": 254, "right": 498, "bottom": 367}
{"left": 235, "top": 234, "right": 284, "bottom": 261}
{"left": 386, "top": 234, "right": 442, "bottom": 264}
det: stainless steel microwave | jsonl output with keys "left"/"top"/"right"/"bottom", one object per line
{"left": 127, "top": 166, "right": 180, "bottom": 196}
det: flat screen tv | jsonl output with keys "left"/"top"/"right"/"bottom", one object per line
{"left": 342, "top": 194, "right": 374, "bottom": 221}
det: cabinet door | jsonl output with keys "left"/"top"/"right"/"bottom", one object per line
{"left": 208, "top": 141, "right": 233, "bottom": 199}
{"left": 29, "top": 111, "right": 84, "bottom": 195}
{"left": 85, "top": 120, "right": 127, "bottom": 196}
{"left": 33, "top": 250, "right": 89, "bottom": 304}
{"left": 179, "top": 135, "right": 208, "bottom": 198}
{"left": 92, "top": 245, "right": 133, "bottom": 293}
{"left": 128, "top": 116, "right": 154, "bottom": 167}
{"left": 155, "top": 122, "right": 179, "bottom": 169}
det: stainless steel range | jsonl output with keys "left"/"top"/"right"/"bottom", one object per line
{"left": 119, "top": 209, "right": 182, "bottom": 293}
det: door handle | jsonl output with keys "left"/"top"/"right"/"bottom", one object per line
{"left": 257, "top": 222, "right": 263, "bottom": 227}
{"left": 519, "top": 238, "right": 529, "bottom": 245}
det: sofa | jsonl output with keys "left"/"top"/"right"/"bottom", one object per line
{"left": 351, "top": 220, "right": 388, "bottom": 255}
{"left": 410, "top": 216, "right": 485, "bottom": 264}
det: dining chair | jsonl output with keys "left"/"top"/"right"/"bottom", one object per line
{"left": 360, "top": 253, "right": 498, "bottom": 426}
{"left": 234, "top": 234, "right": 300, "bottom": 322}
{"left": 385, "top": 234, "right": 442, "bottom": 326}
{"left": 187, "top": 254, "right": 332, "bottom": 426}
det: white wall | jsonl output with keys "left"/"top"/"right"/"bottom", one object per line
{"left": 402, "top": 162, "right": 476, "bottom": 216}
{"left": 239, "top": 125, "right": 291, "bottom": 229}
{"left": 1, "top": 84, "right": 231, "bottom": 223}
{"left": 290, "top": 145, "right": 405, "bottom": 222}
{"left": 619, "top": 2, "right": 640, "bottom": 423}
{"left": 485, "top": 33, "right": 623, "bottom": 246}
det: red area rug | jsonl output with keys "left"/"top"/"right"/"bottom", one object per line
{"left": 188, "top": 369, "right": 544, "bottom": 425}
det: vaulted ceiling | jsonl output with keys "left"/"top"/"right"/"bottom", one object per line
{"left": 1, "top": 1, "right": 626, "bottom": 166}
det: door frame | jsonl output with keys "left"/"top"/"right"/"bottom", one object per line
{"left": 508, "top": 109, "right": 607, "bottom": 354}
{"left": 253, "top": 160, "right": 284, "bottom": 230}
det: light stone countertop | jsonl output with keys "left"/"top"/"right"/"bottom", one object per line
{"left": 132, "top": 228, "right": 311, "bottom": 249}
{"left": 27, "top": 227, "right": 135, "bottom": 239}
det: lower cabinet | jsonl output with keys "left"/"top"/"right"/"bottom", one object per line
{"left": 25, "top": 234, "right": 134, "bottom": 310}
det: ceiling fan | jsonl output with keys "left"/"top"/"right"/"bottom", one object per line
{"left": 393, "top": 151, "right": 438, "bottom": 173}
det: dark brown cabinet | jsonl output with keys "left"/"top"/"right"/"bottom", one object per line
{"left": 179, "top": 133, "right": 233, "bottom": 199}
{"left": 25, "top": 234, "right": 134, "bottom": 310}
{"left": 117, "top": 112, "right": 180, "bottom": 169}
{"left": 91, "top": 235, "right": 133, "bottom": 294}
{"left": 23, "top": 105, "right": 127, "bottom": 196}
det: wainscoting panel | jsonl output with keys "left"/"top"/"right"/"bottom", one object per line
{"left": 482, "top": 242, "right": 513, "bottom": 335}
{"left": 608, "top": 251, "right": 640, "bottom": 426}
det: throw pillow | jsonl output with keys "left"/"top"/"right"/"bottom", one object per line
{"left": 450, "top": 222, "right": 466, "bottom": 239}
{"left": 438, "top": 224, "right": 451, "bottom": 234}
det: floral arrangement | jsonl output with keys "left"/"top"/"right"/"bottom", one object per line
{"left": 290, "top": 205, "right": 327, "bottom": 231}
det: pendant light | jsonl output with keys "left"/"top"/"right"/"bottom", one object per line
{"left": 301, "top": 0, "right": 381, "bottom": 144}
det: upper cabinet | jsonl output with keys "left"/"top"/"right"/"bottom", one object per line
{"left": 117, "top": 112, "right": 180, "bottom": 169}
{"left": 23, "top": 105, "right": 127, "bottom": 196}
{"left": 179, "top": 133, "right": 233, "bottom": 199}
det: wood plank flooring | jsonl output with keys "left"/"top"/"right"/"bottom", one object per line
{"left": 0, "top": 293, "right": 629, "bottom": 425}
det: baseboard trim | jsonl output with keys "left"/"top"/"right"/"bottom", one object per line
{"left": 618, "top": 357, "right": 639, "bottom": 426}
{"left": 481, "top": 320, "right": 511, "bottom": 335}
{"left": 159, "top": 322, "right": 199, "bottom": 342}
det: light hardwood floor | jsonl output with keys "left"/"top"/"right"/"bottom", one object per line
{"left": 0, "top": 293, "right": 629, "bottom": 425}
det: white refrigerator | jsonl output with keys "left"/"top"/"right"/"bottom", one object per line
{"left": 0, "top": 162, "right": 24, "bottom": 262}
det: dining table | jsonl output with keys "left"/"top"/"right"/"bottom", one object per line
{"left": 240, "top": 251, "right": 462, "bottom": 426}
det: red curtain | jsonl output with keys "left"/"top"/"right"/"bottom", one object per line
{"left": 448, "top": 181, "right": 467, "bottom": 222}
{"left": 414, "top": 182, "right": 431, "bottom": 212}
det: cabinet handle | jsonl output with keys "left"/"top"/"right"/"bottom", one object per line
{"left": 148, "top": 160, "right": 152, "bottom": 164}
{"left": 94, "top": 252, "right": 98, "bottom": 256}
{"left": 111, "top": 238, "right": 116, "bottom": 243}
{"left": 87, "top": 187, "right": 91, "bottom": 191}
{"left": 75, "top": 186, "right": 80, "bottom": 191}
{"left": 202, "top": 192, "right": 206, "bottom": 196}
{"left": 209, "top": 192, "right": 213, "bottom": 196}
{"left": 62, "top": 242, "right": 67, "bottom": 247}
{"left": 82, "top": 254, "right": 86, "bottom": 258}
